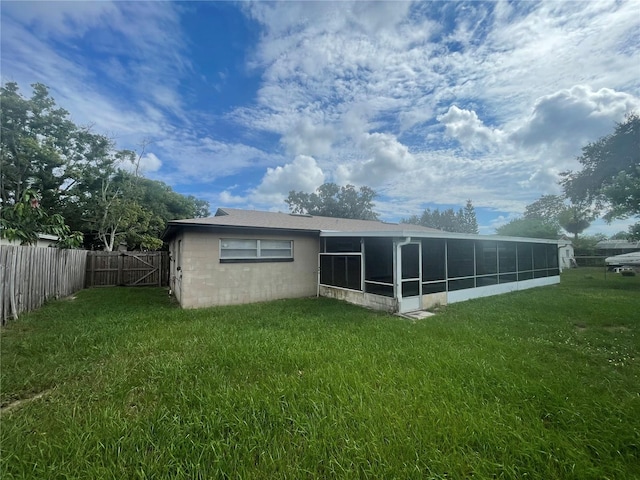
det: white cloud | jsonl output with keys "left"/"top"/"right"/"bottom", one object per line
{"left": 1, "top": 1, "right": 119, "bottom": 37}
{"left": 281, "top": 118, "right": 336, "bottom": 157}
{"left": 230, "top": 1, "right": 637, "bottom": 223}
{"left": 157, "top": 136, "right": 284, "bottom": 185}
{"left": 3, "top": 0, "right": 638, "bottom": 237}
{"left": 252, "top": 155, "right": 325, "bottom": 204}
{"left": 219, "top": 190, "right": 247, "bottom": 206}
{"left": 459, "top": 0, "right": 640, "bottom": 116}
{"left": 118, "top": 152, "right": 162, "bottom": 176}
{"left": 138, "top": 152, "right": 162, "bottom": 174}
{"left": 513, "top": 85, "right": 640, "bottom": 153}
{"left": 0, "top": 1, "right": 187, "bottom": 144}
{"left": 438, "top": 106, "right": 504, "bottom": 151}
{"left": 336, "top": 133, "right": 417, "bottom": 186}
{"left": 398, "top": 106, "right": 434, "bottom": 132}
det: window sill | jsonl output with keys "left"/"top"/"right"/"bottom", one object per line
{"left": 220, "top": 258, "right": 294, "bottom": 264}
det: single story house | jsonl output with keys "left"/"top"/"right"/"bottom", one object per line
{"left": 163, "top": 208, "right": 561, "bottom": 314}
{"left": 0, "top": 233, "right": 59, "bottom": 248}
{"left": 595, "top": 239, "right": 640, "bottom": 257}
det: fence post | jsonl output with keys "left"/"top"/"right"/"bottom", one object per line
{"left": 91, "top": 252, "right": 96, "bottom": 287}
{"left": 9, "top": 247, "right": 18, "bottom": 321}
{"left": 1, "top": 249, "right": 7, "bottom": 325}
{"left": 117, "top": 253, "right": 123, "bottom": 286}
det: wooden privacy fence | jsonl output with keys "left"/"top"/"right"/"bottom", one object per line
{"left": 85, "top": 251, "right": 169, "bottom": 287}
{"left": 0, "top": 246, "right": 88, "bottom": 325}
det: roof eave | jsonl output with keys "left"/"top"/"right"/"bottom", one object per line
{"left": 162, "top": 221, "right": 322, "bottom": 240}
{"left": 319, "top": 230, "right": 561, "bottom": 243}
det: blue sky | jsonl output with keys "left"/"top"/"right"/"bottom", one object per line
{"left": 2, "top": 1, "right": 639, "bottom": 235}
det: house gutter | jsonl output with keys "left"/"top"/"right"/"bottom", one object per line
{"left": 317, "top": 236, "right": 322, "bottom": 298}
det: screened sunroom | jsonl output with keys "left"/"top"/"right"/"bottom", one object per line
{"left": 318, "top": 232, "right": 560, "bottom": 313}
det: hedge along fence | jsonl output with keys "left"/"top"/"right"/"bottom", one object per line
{"left": 0, "top": 245, "right": 88, "bottom": 325}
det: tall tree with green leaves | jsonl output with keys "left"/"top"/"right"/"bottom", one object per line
{"left": 557, "top": 204, "right": 596, "bottom": 241}
{"left": 462, "top": 199, "right": 479, "bottom": 234}
{"left": 0, "top": 82, "right": 75, "bottom": 211}
{"left": 286, "top": 183, "right": 378, "bottom": 220}
{"left": 495, "top": 218, "right": 560, "bottom": 239}
{"left": 561, "top": 113, "right": 639, "bottom": 236}
{"left": 523, "top": 194, "right": 565, "bottom": 229}
{"left": 522, "top": 194, "right": 595, "bottom": 240}
{"left": 402, "top": 200, "right": 478, "bottom": 234}
{"left": 1, "top": 82, "right": 210, "bottom": 250}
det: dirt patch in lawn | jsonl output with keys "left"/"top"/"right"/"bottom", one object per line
{"left": 1, "top": 388, "right": 55, "bottom": 414}
{"left": 574, "top": 323, "right": 630, "bottom": 333}
{"left": 603, "top": 325, "right": 630, "bottom": 333}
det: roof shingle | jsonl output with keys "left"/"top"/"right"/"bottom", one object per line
{"left": 168, "top": 207, "right": 440, "bottom": 234}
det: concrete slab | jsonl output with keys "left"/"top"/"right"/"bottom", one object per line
{"left": 397, "top": 310, "right": 437, "bottom": 320}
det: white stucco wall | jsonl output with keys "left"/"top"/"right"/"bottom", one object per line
{"left": 173, "top": 230, "right": 319, "bottom": 309}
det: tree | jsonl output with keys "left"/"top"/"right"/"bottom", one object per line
{"left": 462, "top": 199, "right": 479, "bottom": 234}
{"left": 561, "top": 113, "right": 639, "bottom": 231}
{"left": 610, "top": 231, "right": 631, "bottom": 240}
{"left": 138, "top": 178, "right": 210, "bottom": 224}
{"left": 1, "top": 82, "right": 210, "bottom": 251}
{"left": 402, "top": 200, "right": 478, "bottom": 234}
{"left": 122, "top": 177, "right": 210, "bottom": 249}
{"left": 64, "top": 142, "right": 209, "bottom": 250}
{"left": 286, "top": 183, "right": 378, "bottom": 220}
{"left": 0, "top": 82, "right": 76, "bottom": 212}
{"left": 61, "top": 144, "right": 141, "bottom": 251}
{"left": 522, "top": 194, "right": 595, "bottom": 240}
{"left": 523, "top": 194, "right": 565, "bottom": 229}
{"left": 571, "top": 233, "right": 607, "bottom": 256}
{"left": 557, "top": 204, "right": 596, "bottom": 241}
{"left": 403, "top": 208, "right": 455, "bottom": 231}
{"left": 495, "top": 218, "right": 559, "bottom": 239}
{"left": 0, "top": 189, "right": 82, "bottom": 247}
{"left": 188, "top": 195, "right": 210, "bottom": 219}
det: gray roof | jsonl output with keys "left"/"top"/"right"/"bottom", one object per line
{"left": 165, "top": 207, "right": 441, "bottom": 235}
{"left": 164, "top": 208, "right": 562, "bottom": 244}
{"left": 595, "top": 240, "right": 640, "bottom": 250}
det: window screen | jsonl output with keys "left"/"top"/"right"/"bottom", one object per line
{"left": 320, "top": 254, "right": 362, "bottom": 291}
{"left": 447, "top": 240, "right": 475, "bottom": 278}
{"left": 422, "top": 239, "right": 446, "bottom": 281}
{"left": 476, "top": 241, "right": 498, "bottom": 275}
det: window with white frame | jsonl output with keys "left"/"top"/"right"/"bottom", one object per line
{"left": 220, "top": 239, "right": 293, "bottom": 262}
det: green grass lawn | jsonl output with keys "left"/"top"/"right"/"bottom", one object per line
{"left": 1, "top": 268, "right": 639, "bottom": 479}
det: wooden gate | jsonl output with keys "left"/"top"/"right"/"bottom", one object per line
{"left": 86, "top": 251, "right": 169, "bottom": 287}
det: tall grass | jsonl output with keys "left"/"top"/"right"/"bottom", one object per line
{"left": 1, "top": 268, "right": 638, "bottom": 479}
